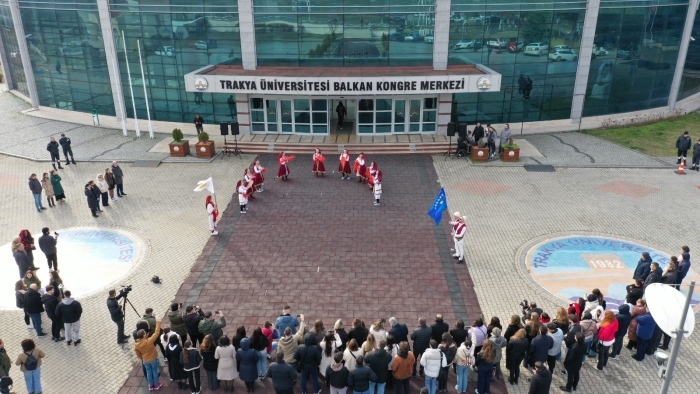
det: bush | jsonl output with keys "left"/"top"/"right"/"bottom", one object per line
{"left": 198, "top": 131, "right": 210, "bottom": 143}
{"left": 477, "top": 138, "right": 487, "bottom": 148}
{"left": 172, "top": 128, "right": 183, "bottom": 143}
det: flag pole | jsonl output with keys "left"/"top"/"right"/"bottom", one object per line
{"left": 121, "top": 30, "right": 140, "bottom": 137}
{"left": 137, "top": 39, "right": 154, "bottom": 139}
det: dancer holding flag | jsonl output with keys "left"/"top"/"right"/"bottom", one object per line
{"left": 427, "top": 187, "right": 448, "bottom": 225}
{"left": 312, "top": 148, "right": 326, "bottom": 177}
{"left": 277, "top": 151, "right": 294, "bottom": 181}
{"left": 206, "top": 195, "right": 218, "bottom": 235}
{"left": 339, "top": 149, "right": 351, "bottom": 179}
{"left": 354, "top": 153, "right": 367, "bottom": 183}
{"left": 367, "top": 161, "right": 378, "bottom": 190}
{"left": 252, "top": 160, "right": 265, "bottom": 192}
{"left": 453, "top": 216, "right": 467, "bottom": 264}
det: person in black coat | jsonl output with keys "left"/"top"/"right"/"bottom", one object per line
{"left": 183, "top": 305, "right": 206, "bottom": 347}
{"left": 201, "top": 334, "right": 219, "bottom": 391}
{"left": 560, "top": 333, "right": 585, "bottom": 392}
{"left": 46, "top": 137, "right": 63, "bottom": 170}
{"left": 625, "top": 279, "right": 645, "bottom": 305}
{"left": 528, "top": 326, "right": 553, "bottom": 369}
{"left": 165, "top": 335, "right": 188, "bottom": 390}
{"left": 388, "top": 317, "right": 409, "bottom": 345}
{"left": 472, "top": 122, "right": 485, "bottom": 145}
{"left": 563, "top": 315, "right": 582, "bottom": 350}
{"left": 430, "top": 314, "right": 449, "bottom": 343}
{"left": 294, "top": 333, "right": 322, "bottom": 394}
{"left": 410, "top": 317, "right": 432, "bottom": 376}
{"left": 528, "top": 361, "right": 552, "bottom": 394}
{"left": 84, "top": 181, "right": 101, "bottom": 217}
{"left": 506, "top": 328, "right": 528, "bottom": 384}
{"left": 347, "top": 355, "right": 377, "bottom": 393}
{"left": 347, "top": 319, "right": 369, "bottom": 348}
{"left": 237, "top": 338, "right": 259, "bottom": 392}
{"left": 364, "top": 340, "right": 393, "bottom": 389}
{"left": 610, "top": 304, "right": 632, "bottom": 358}
{"left": 644, "top": 263, "right": 663, "bottom": 290}
{"left": 267, "top": 351, "right": 297, "bottom": 394}
{"left": 24, "top": 284, "right": 46, "bottom": 336}
{"left": 335, "top": 321, "right": 349, "bottom": 352}
{"left": 633, "top": 252, "right": 652, "bottom": 280}
{"left": 449, "top": 319, "right": 469, "bottom": 346}
{"left": 676, "top": 131, "right": 692, "bottom": 164}
{"left": 325, "top": 352, "right": 349, "bottom": 391}
{"left": 41, "top": 285, "right": 63, "bottom": 341}
{"left": 59, "top": 133, "right": 76, "bottom": 165}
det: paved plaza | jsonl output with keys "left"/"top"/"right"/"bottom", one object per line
{"left": 0, "top": 87, "right": 699, "bottom": 394}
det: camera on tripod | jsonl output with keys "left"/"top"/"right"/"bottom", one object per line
{"left": 119, "top": 284, "right": 132, "bottom": 297}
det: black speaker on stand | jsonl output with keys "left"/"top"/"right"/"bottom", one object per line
{"left": 230, "top": 122, "right": 242, "bottom": 157}
{"left": 220, "top": 122, "right": 231, "bottom": 158}
{"left": 444, "top": 122, "right": 456, "bottom": 160}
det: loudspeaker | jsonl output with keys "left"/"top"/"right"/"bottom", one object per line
{"left": 458, "top": 124, "right": 467, "bottom": 139}
{"left": 231, "top": 122, "right": 240, "bottom": 136}
{"left": 220, "top": 122, "right": 229, "bottom": 136}
{"left": 447, "top": 122, "right": 456, "bottom": 137}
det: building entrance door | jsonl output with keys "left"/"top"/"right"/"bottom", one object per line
{"left": 250, "top": 97, "right": 329, "bottom": 134}
{"left": 330, "top": 99, "right": 356, "bottom": 134}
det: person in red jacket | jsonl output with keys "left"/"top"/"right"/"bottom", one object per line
{"left": 595, "top": 311, "right": 618, "bottom": 371}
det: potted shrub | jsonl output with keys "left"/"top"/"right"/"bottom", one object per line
{"left": 500, "top": 137, "right": 520, "bottom": 162}
{"left": 470, "top": 138, "right": 490, "bottom": 162}
{"left": 196, "top": 131, "right": 215, "bottom": 158}
{"left": 169, "top": 128, "right": 190, "bottom": 157}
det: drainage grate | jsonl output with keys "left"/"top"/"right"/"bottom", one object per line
{"left": 524, "top": 164, "right": 555, "bottom": 172}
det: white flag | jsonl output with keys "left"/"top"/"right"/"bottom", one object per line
{"left": 194, "top": 177, "right": 215, "bottom": 193}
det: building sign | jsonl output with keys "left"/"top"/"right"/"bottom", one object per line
{"left": 525, "top": 235, "right": 700, "bottom": 312}
{"left": 184, "top": 74, "right": 501, "bottom": 95}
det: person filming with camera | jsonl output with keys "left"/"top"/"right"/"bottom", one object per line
{"left": 520, "top": 301, "right": 543, "bottom": 324}
{"left": 107, "top": 287, "right": 131, "bottom": 344}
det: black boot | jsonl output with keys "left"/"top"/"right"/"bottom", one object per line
{"left": 58, "top": 163, "right": 64, "bottom": 169}
{"left": 65, "top": 160, "right": 70, "bottom": 165}
{"left": 52, "top": 163, "right": 57, "bottom": 171}
{"left": 72, "top": 158, "right": 76, "bottom": 164}
{"left": 50, "top": 196, "right": 55, "bottom": 207}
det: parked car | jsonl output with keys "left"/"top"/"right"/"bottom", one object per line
{"left": 455, "top": 39, "right": 482, "bottom": 50}
{"left": 548, "top": 48, "right": 578, "bottom": 61}
{"left": 617, "top": 46, "right": 640, "bottom": 59}
{"left": 552, "top": 45, "right": 573, "bottom": 52}
{"left": 404, "top": 33, "right": 425, "bottom": 42}
{"left": 591, "top": 46, "right": 608, "bottom": 59}
{"left": 193, "top": 40, "right": 209, "bottom": 49}
{"left": 424, "top": 35, "right": 434, "bottom": 43}
{"left": 155, "top": 46, "right": 175, "bottom": 56}
{"left": 508, "top": 40, "right": 524, "bottom": 53}
{"left": 524, "top": 42, "right": 549, "bottom": 56}
{"left": 389, "top": 32, "right": 405, "bottom": 41}
{"left": 488, "top": 38, "right": 507, "bottom": 49}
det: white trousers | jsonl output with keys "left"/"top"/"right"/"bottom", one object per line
{"left": 455, "top": 238, "right": 465, "bottom": 260}
{"left": 64, "top": 321, "right": 80, "bottom": 341}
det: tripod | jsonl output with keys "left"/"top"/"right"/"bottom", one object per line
{"left": 231, "top": 134, "right": 242, "bottom": 158}
{"left": 122, "top": 294, "right": 140, "bottom": 321}
{"left": 221, "top": 135, "right": 232, "bottom": 159}
{"left": 443, "top": 135, "right": 453, "bottom": 161}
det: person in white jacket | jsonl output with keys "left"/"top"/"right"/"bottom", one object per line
{"left": 319, "top": 330, "right": 342, "bottom": 378}
{"left": 545, "top": 323, "right": 563, "bottom": 373}
{"left": 420, "top": 340, "right": 446, "bottom": 394}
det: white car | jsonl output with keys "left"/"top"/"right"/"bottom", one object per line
{"left": 488, "top": 38, "right": 507, "bottom": 49}
{"left": 552, "top": 45, "right": 573, "bottom": 52}
{"left": 155, "top": 46, "right": 174, "bottom": 57}
{"left": 454, "top": 39, "right": 482, "bottom": 50}
{"left": 193, "top": 40, "right": 208, "bottom": 50}
{"left": 424, "top": 35, "right": 434, "bottom": 43}
{"left": 592, "top": 46, "right": 608, "bottom": 57}
{"left": 548, "top": 48, "right": 578, "bottom": 61}
{"left": 524, "top": 42, "right": 549, "bottom": 56}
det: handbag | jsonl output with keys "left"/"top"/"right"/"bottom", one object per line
{"left": 373, "top": 183, "right": 382, "bottom": 194}
{"left": 437, "top": 350, "right": 448, "bottom": 381}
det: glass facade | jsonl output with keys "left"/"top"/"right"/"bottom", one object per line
{"left": 0, "top": 2, "right": 28, "bottom": 96}
{"left": 583, "top": 3, "right": 688, "bottom": 116}
{"left": 19, "top": 2, "right": 115, "bottom": 115}
{"left": 253, "top": 0, "right": 435, "bottom": 67}
{"left": 448, "top": 4, "right": 587, "bottom": 124}
{"left": 110, "top": 0, "right": 242, "bottom": 123}
{"left": 678, "top": 9, "right": 700, "bottom": 101}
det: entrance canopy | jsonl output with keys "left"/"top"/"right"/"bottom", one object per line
{"left": 184, "top": 65, "right": 501, "bottom": 96}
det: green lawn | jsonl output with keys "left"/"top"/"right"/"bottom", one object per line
{"left": 584, "top": 112, "right": 700, "bottom": 157}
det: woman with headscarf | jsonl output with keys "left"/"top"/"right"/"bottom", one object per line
{"left": 312, "top": 148, "right": 326, "bottom": 177}
{"left": 19, "top": 229, "right": 35, "bottom": 267}
{"left": 277, "top": 151, "right": 293, "bottom": 181}
{"left": 252, "top": 160, "right": 265, "bottom": 192}
{"left": 50, "top": 170, "right": 66, "bottom": 203}
{"left": 354, "top": 153, "right": 367, "bottom": 183}
{"left": 373, "top": 170, "right": 383, "bottom": 206}
{"left": 339, "top": 149, "right": 352, "bottom": 179}
{"left": 367, "top": 161, "right": 378, "bottom": 190}
{"left": 206, "top": 195, "right": 218, "bottom": 235}
{"left": 41, "top": 172, "right": 55, "bottom": 207}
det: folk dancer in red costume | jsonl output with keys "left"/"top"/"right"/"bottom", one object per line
{"left": 354, "top": 153, "right": 367, "bottom": 183}
{"left": 206, "top": 195, "right": 218, "bottom": 235}
{"left": 237, "top": 180, "right": 248, "bottom": 213}
{"left": 277, "top": 151, "right": 294, "bottom": 181}
{"left": 339, "top": 149, "right": 352, "bottom": 179}
{"left": 244, "top": 168, "right": 256, "bottom": 199}
{"left": 449, "top": 211, "right": 462, "bottom": 257}
{"left": 312, "top": 148, "right": 326, "bottom": 177}
{"left": 452, "top": 216, "right": 468, "bottom": 264}
{"left": 367, "top": 161, "right": 378, "bottom": 190}
{"left": 252, "top": 159, "right": 265, "bottom": 192}
{"left": 373, "top": 169, "right": 383, "bottom": 206}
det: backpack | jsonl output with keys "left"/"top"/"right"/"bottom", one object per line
{"left": 24, "top": 350, "right": 38, "bottom": 371}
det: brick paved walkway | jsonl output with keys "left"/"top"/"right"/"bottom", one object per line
{"left": 120, "top": 154, "right": 500, "bottom": 394}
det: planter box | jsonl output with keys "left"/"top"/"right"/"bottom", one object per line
{"left": 196, "top": 141, "right": 215, "bottom": 158}
{"left": 169, "top": 140, "right": 190, "bottom": 157}
{"left": 500, "top": 148, "right": 520, "bottom": 162}
{"left": 470, "top": 147, "right": 490, "bottom": 162}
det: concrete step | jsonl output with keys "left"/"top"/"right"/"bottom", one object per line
{"left": 223, "top": 141, "right": 451, "bottom": 155}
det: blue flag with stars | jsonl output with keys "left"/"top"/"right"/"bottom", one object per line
{"left": 427, "top": 187, "right": 448, "bottom": 225}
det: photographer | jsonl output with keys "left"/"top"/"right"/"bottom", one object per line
{"left": 520, "top": 301, "right": 543, "bottom": 324}
{"left": 167, "top": 303, "right": 187, "bottom": 346}
{"left": 38, "top": 228, "right": 58, "bottom": 271}
{"left": 107, "top": 288, "right": 130, "bottom": 344}
{"left": 183, "top": 305, "right": 206, "bottom": 347}
{"left": 198, "top": 310, "right": 226, "bottom": 343}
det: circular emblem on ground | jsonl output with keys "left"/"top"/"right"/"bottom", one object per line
{"left": 477, "top": 76, "right": 491, "bottom": 91}
{"left": 194, "top": 77, "right": 209, "bottom": 92}
{"left": 525, "top": 235, "right": 700, "bottom": 312}
{"left": 508, "top": 151, "right": 515, "bottom": 157}
{"left": 1, "top": 228, "right": 144, "bottom": 310}
{"left": 477, "top": 150, "right": 484, "bottom": 156}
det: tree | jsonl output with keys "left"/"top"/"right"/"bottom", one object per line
{"left": 522, "top": 12, "right": 552, "bottom": 43}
